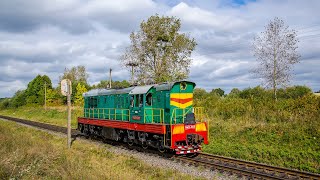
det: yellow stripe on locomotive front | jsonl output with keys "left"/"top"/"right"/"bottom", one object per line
{"left": 170, "top": 93, "right": 193, "bottom": 108}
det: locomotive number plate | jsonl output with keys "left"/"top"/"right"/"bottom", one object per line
{"left": 132, "top": 116, "right": 141, "bottom": 120}
{"left": 185, "top": 125, "right": 195, "bottom": 130}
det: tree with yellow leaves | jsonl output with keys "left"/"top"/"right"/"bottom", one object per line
{"left": 74, "top": 83, "right": 87, "bottom": 106}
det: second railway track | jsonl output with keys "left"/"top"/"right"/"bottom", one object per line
{"left": 1, "top": 115, "right": 319, "bottom": 180}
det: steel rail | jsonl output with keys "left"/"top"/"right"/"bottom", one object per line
{"left": 198, "top": 153, "right": 320, "bottom": 179}
{"left": 173, "top": 155, "right": 282, "bottom": 179}
{"left": 172, "top": 152, "right": 320, "bottom": 179}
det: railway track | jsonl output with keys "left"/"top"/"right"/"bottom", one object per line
{"left": 174, "top": 153, "right": 320, "bottom": 179}
{"left": 0, "top": 115, "right": 78, "bottom": 136}
{"left": 1, "top": 115, "right": 319, "bottom": 179}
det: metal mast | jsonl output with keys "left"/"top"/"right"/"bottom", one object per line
{"left": 109, "top": 68, "right": 112, "bottom": 88}
{"left": 126, "top": 62, "right": 138, "bottom": 85}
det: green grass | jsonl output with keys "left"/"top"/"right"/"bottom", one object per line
{"left": 0, "top": 120, "right": 202, "bottom": 179}
{"left": 202, "top": 118, "right": 320, "bottom": 173}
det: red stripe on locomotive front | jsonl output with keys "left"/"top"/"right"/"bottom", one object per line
{"left": 170, "top": 98, "right": 193, "bottom": 104}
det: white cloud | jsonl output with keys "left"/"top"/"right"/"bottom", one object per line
{"left": 168, "top": 2, "right": 249, "bottom": 31}
{"left": 0, "top": 0, "right": 319, "bottom": 97}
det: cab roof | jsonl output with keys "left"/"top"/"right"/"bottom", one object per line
{"left": 83, "top": 81, "right": 195, "bottom": 97}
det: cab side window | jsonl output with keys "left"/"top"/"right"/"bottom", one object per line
{"left": 134, "top": 94, "right": 143, "bottom": 107}
{"left": 130, "top": 96, "right": 134, "bottom": 107}
{"left": 146, "top": 93, "right": 152, "bottom": 106}
{"left": 89, "top": 97, "right": 97, "bottom": 108}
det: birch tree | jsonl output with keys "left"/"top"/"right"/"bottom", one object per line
{"left": 253, "top": 17, "right": 300, "bottom": 99}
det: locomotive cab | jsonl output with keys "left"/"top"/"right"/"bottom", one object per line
{"left": 167, "top": 81, "right": 209, "bottom": 154}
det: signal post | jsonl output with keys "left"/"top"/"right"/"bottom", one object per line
{"left": 61, "top": 79, "right": 72, "bottom": 148}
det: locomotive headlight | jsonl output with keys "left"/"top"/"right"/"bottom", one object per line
{"left": 196, "top": 123, "right": 207, "bottom": 132}
{"left": 173, "top": 125, "right": 185, "bottom": 134}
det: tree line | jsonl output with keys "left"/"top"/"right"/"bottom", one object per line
{"left": 0, "top": 66, "right": 131, "bottom": 109}
{"left": 194, "top": 85, "right": 319, "bottom": 124}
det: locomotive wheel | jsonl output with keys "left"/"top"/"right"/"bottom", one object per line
{"left": 158, "top": 146, "right": 165, "bottom": 153}
{"left": 142, "top": 142, "right": 148, "bottom": 149}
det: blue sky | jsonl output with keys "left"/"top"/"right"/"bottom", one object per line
{"left": 0, "top": 0, "right": 319, "bottom": 97}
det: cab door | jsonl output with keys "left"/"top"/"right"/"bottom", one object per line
{"left": 130, "top": 94, "right": 144, "bottom": 123}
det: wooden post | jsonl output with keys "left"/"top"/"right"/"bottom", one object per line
{"left": 61, "top": 79, "right": 72, "bottom": 149}
{"left": 67, "top": 81, "right": 72, "bottom": 149}
{"left": 44, "top": 82, "right": 47, "bottom": 110}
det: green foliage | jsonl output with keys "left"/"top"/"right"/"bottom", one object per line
{"left": 229, "top": 88, "right": 241, "bottom": 98}
{"left": 59, "top": 66, "right": 90, "bottom": 104}
{"left": 193, "top": 88, "right": 207, "bottom": 99}
{"left": 10, "top": 90, "right": 26, "bottom": 107}
{"left": 92, "top": 80, "right": 130, "bottom": 89}
{"left": 24, "top": 75, "right": 53, "bottom": 105}
{"left": 239, "top": 86, "right": 270, "bottom": 99}
{"left": 0, "top": 99, "right": 10, "bottom": 109}
{"left": 74, "top": 83, "right": 88, "bottom": 106}
{"left": 121, "top": 14, "right": 197, "bottom": 83}
{"left": 0, "top": 75, "right": 53, "bottom": 108}
{"left": 279, "top": 85, "right": 312, "bottom": 99}
{"left": 211, "top": 88, "right": 225, "bottom": 97}
{"left": 46, "top": 88, "right": 63, "bottom": 106}
{"left": 60, "top": 66, "right": 88, "bottom": 84}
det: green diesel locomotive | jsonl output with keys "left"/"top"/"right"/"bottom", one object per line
{"left": 78, "top": 81, "right": 209, "bottom": 154}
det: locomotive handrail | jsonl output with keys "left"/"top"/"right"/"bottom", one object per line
{"left": 170, "top": 107, "right": 206, "bottom": 124}
{"left": 194, "top": 107, "right": 205, "bottom": 122}
{"left": 84, "top": 108, "right": 130, "bottom": 121}
{"left": 143, "top": 108, "right": 164, "bottom": 124}
{"left": 170, "top": 107, "right": 192, "bottom": 124}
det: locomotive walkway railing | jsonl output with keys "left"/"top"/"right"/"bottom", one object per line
{"left": 170, "top": 107, "right": 205, "bottom": 124}
{"left": 84, "top": 108, "right": 165, "bottom": 124}
{"left": 143, "top": 108, "right": 164, "bottom": 124}
{"left": 84, "top": 108, "right": 130, "bottom": 121}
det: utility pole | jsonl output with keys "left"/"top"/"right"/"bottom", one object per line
{"left": 44, "top": 82, "right": 47, "bottom": 110}
{"left": 109, "top": 68, "right": 112, "bottom": 88}
{"left": 126, "top": 62, "right": 138, "bottom": 85}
